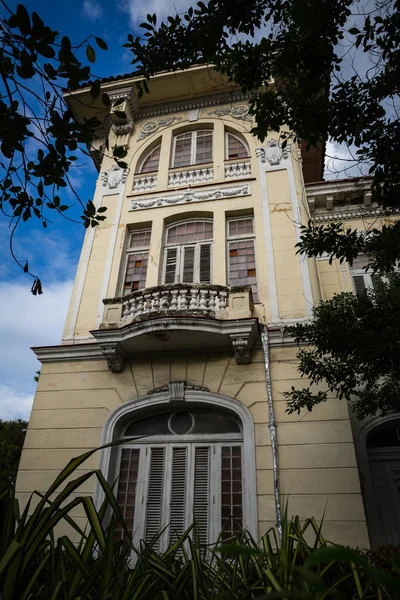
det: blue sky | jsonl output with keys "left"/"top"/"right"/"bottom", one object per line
{"left": 0, "top": 0, "right": 194, "bottom": 420}
{"left": 0, "top": 0, "right": 365, "bottom": 421}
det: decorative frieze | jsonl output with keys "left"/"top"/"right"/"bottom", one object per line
{"left": 208, "top": 105, "right": 252, "bottom": 122}
{"left": 130, "top": 183, "right": 251, "bottom": 211}
{"left": 168, "top": 167, "right": 213, "bottom": 187}
{"left": 312, "top": 208, "right": 383, "bottom": 222}
{"left": 138, "top": 116, "right": 182, "bottom": 140}
{"left": 225, "top": 161, "right": 251, "bottom": 179}
{"left": 101, "top": 165, "right": 129, "bottom": 191}
{"left": 121, "top": 285, "right": 228, "bottom": 320}
{"left": 133, "top": 175, "right": 157, "bottom": 192}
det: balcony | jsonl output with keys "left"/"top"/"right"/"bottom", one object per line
{"left": 168, "top": 165, "right": 213, "bottom": 187}
{"left": 91, "top": 284, "right": 258, "bottom": 371}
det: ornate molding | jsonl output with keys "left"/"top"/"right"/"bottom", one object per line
{"left": 133, "top": 175, "right": 157, "bottom": 192}
{"left": 231, "top": 337, "right": 251, "bottom": 364}
{"left": 112, "top": 120, "right": 134, "bottom": 135}
{"left": 130, "top": 183, "right": 251, "bottom": 211}
{"left": 168, "top": 381, "right": 185, "bottom": 402}
{"left": 138, "top": 91, "right": 249, "bottom": 119}
{"left": 256, "top": 139, "right": 289, "bottom": 166}
{"left": 138, "top": 116, "right": 182, "bottom": 140}
{"left": 168, "top": 167, "right": 213, "bottom": 187}
{"left": 312, "top": 208, "right": 383, "bottom": 222}
{"left": 208, "top": 104, "right": 252, "bottom": 122}
{"left": 225, "top": 161, "right": 251, "bottom": 179}
{"left": 101, "top": 346, "right": 125, "bottom": 373}
{"left": 101, "top": 165, "right": 129, "bottom": 190}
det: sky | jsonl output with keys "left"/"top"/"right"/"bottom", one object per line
{"left": 0, "top": 0, "right": 366, "bottom": 421}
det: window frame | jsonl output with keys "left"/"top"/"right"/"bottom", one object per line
{"left": 226, "top": 216, "right": 259, "bottom": 302}
{"left": 163, "top": 219, "right": 213, "bottom": 285}
{"left": 137, "top": 143, "right": 161, "bottom": 174}
{"left": 121, "top": 229, "right": 152, "bottom": 296}
{"left": 171, "top": 130, "right": 213, "bottom": 169}
{"left": 225, "top": 132, "right": 250, "bottom": 160}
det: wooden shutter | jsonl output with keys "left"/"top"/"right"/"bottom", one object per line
{"left": 182, "top": 246, "right": 195, "bottom": 282}
{"left": 164, "top": 247, "right": 178, "bottom": 284}
{"left": 169, "top": 447, "right": 188, "bottom": 543}
{"left": 193, "top": 446, "right": 210, "bottom": 544}
{"left": 145, "top": 447, "right": 165, "bottom": 549}
{"left": 353, "top": 275, "right": 366, "bottom": 295}
{"left": 199, "top": 243, "right": 211, "bottom": 283}
{"left": 371, "top": 274, "right": 381, "bottom": 289}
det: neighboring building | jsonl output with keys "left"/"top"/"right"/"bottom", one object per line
{"left": 16, "top": 65, "right": 398, "bottom": 548}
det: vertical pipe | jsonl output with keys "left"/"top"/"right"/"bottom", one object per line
{"left": 261, "top": 324, "right": 282, "bottom": 539}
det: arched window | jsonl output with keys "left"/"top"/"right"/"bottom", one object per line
{"left": 172, "top": 130, "right": 213, "bottom": 168}
{"left": 114, "top": 405, "right": 247, "bottom": 549}
{"left": 138, "top": 143, "right": 161, "bottom": 174}
{"left": 163, "top": 220, "right": 213, "bottom": 284}
{"left": 226, "top": 132, "right": 249, "bottom": 160}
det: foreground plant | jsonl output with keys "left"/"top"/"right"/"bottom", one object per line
{"left": 1, "top": 446, "right": 400, "bottom": 599}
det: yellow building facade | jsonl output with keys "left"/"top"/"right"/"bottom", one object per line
{"left": 17, "top": 65, "right": 395, "bottom": 549}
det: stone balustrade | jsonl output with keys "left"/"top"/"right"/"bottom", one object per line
{"left": 168, "top": 167, "right": 213, "bottom": 187}
{"left": 224, "top": 161, "right": 251, "bottom": 179}
{"left": 121, "top": 284, "right": 228, "bottom": 321}
{"left": 133, "top": 174, "right": 157, "bottom": 192}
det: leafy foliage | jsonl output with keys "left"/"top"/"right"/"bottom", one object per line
{"left": 284, "top": 273, "right": 400, "bottom": 419}
{"left": 0, "top": 3, "right": 121, "bottom": 290}
{"left": 0, "top": 419, "right": 27, "bottom": 493}
{"left": 127, "top": 0, "right": 400, "bottom": 269}
{"left": 1, "top": 446, "right": 400, "bottom": 598}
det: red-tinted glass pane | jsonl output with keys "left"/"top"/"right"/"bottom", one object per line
{"left": 115, "top": 448, "right": 140, "bottom": 541}
{"left": 173, "top": 133, "right": 192, "bottom": 167}
{"left": 227, "top": 134, "right": 249, "bottom": 159}
{"left": 140, "top": 145, "right": 161, "bottom": 173}
{"left": 220, "top": 446, "right": 243, "bottom": 540}
{"left": 167, "top": 221, "right": 213, "bottom": 244}
{"left": 195, "top": 130, "right": 213, "bottom": 164}
{"left": 228, "top": 240, "right": 258, "bottom": 302}
{"left": 123, "top": 252, "right": 148, "bottom": 295}
{"left": 129, "top": 230, "right": 151, "bottom": 249}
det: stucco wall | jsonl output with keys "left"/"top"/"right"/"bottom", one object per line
{"left": 17, "top": 345, "right": 368, "bottom": 547}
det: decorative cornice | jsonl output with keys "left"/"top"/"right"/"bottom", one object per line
{"left": 32, "top": 343, "right": 104, "bottom": 363}
{"left": 207, "top": 104, "right": 252, "bottom": 122}
{"left": 312, "top": 208, "right": 383, "bottom": 222}
{"left": 138, "top": 91, "right": 249, "bottom": 119}
{"left": 138, "top": 116, "right": 182, "bottom": 140}
{"left": 130, "top": 183, "right": 251, "bottom": 211}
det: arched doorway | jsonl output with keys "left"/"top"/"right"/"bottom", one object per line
{"left": 366, "top": 419, "right": 400, "bottom": 546}
{"left": 97, "top": 389, "right": 258, "bottom": 550}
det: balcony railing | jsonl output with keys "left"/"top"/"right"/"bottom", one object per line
{"left": 133, "top": 174, "right": 157, "bottom": 192}
{"left": 101, "top": 284, "right": 254, "bottom": 327}
{"left": 224, "top": 161, "right": 251, "bottom": 179}
{"left": 122, "top": 284, "right": 228, "bottom": 320}
{"left": 168, "top": 166, "right": 213, "bottom": 187}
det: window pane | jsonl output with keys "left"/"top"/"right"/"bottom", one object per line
{"left": 140, "top": 144, "right": 161, "bottom": 173}
{"left": 352, "top": 275, "right": 367, "bottom": 295}
{"left": 228, "top": 240, "right": 258, "bottom": 302}
{"left": 228, "top": 218, "right": 254, "bottom": 238}
{"left": 123, "top": 251, "right": 148, "bottom": 295}
{"left": 167, "top": 221, "right": 213, "bottom": 244}
{"left": 164, "top": 247, "right": 178, "bottom": 284}
{"left": 174, "top": 133, "right": 192, "bottom": 167}
{"left": 195, "top": 130, "right": 213, "bottom": 164}
{"left": 227, "top": 133, "right": 248, "bottom": 159}
{"left": 115, "top": 448, "right": 140, "bottom": 541}
{"left": 129, "top": 230, "right": 151, "bottom": 248}
{"left": 221, "top": 446, "right": 243, "bottom": 539}
{"left": 199, "top": 244, "right": 211, "bottom": 283}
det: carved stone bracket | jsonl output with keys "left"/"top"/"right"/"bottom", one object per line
{"left": 256, "top": 139, "right": 289, "bottom": 166}
{"left": 101, "top": 165, "right": 129, "bottom": 190}
{"left": 231, "top": 337, "right": 251, "bottom": 364}
{"left": 101, "top": 345, "right": 125, "bottom": 373}
{"left": 168, "top": 382, "right": 185, "bottom": 402}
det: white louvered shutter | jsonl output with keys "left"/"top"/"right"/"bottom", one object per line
{"left": 169, "top": 447, "right": 188, "bottom": 543}
{"left": 199, "top": 243, "right": 211, "bottom": 283}
{"left": 182, "top": 246, "right": 195, "bottom": 282}
{"left": 145, "top": 447, "right": 165, "bottom": 549}
{"left": 353, "top": 275, "right": 366, "bottom": 295}
{"left": 164, "top": 248, "right": 178, "bottom": 284}
{"left": 193, "top": 446, "right": 210, "bottom": 544}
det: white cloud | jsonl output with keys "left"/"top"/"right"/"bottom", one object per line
{"left": 124, "top": 0, "right": 193, "bottom": 26}
{"left": 82, "top": 0, "right": 104, "bottom": 21}
{"left": 0, "top": 280, "right": 74, "bottom": 422}
{"left": 324, "top": 140, "right": 370, "bottom": 180}
{"left": 0, "top": 386, "right": 34, "bottom": 421}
